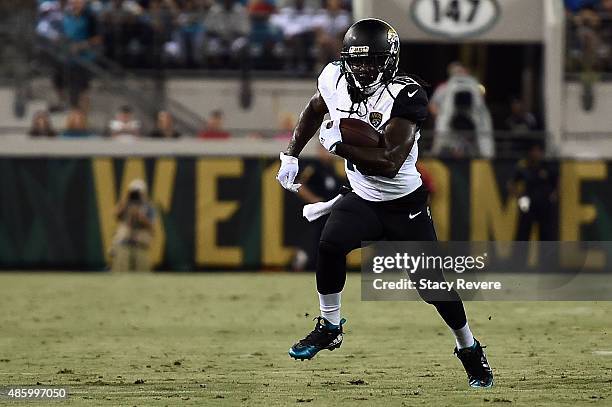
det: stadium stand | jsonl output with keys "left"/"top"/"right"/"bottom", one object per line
{"left": 0, "top": 0, "right": 608, "bottom": 158}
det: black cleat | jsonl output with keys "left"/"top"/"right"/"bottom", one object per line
{"left": 288, "top": 317, "right": 346, "bottom": 360}
{"left": 454, "top": 339, "right": 494, "bottom": 388}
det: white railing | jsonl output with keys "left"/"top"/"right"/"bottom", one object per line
{"left": 544, "top": 0, "right": 565, "bottom": 155}
{"left": 0, "top": 135, "right": 319, "bottom": 158}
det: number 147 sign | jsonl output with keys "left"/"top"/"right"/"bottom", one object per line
{"left": 410, "top": 0, "right": 500, "bottom": 38}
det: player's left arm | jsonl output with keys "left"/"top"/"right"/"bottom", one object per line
{"left": 335, "top": 84, "right": 428, "bottom": 178}
{"left": 335, "top": 118, "right": 417, "bottom": 178}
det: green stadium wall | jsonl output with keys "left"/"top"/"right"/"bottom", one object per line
{"left": 0, "top": 157, "right": 609, "bottom": 270}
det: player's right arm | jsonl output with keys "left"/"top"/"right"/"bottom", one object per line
{"left": 277, "top": 91, "right": 329, "bottom": 192}
{"left": 286, "top": 91, "right": 329, "bottom": 157}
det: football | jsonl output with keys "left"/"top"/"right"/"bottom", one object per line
{"left": 339, "top": 118, "right": 383, "bottom": 148}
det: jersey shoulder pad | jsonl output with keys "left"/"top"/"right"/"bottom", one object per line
{"left": 391, "top": 75, "right": 421, "bottom": 87}
{"left": 389, "top": 77, "right": 429, "bottom": 123}
{"left": 317, "top": 62, "right": 342, "bottom": 101}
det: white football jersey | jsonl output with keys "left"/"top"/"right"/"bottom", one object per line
{"left": 317, "top": 62, "right": 429, "bottom": 202}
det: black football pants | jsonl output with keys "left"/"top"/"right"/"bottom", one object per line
{"left": 316, "top": 185, "right": 467, "bottom": 330}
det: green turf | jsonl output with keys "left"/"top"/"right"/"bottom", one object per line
{"left": 0, "top": 273, "right": 611, "bottom": 406}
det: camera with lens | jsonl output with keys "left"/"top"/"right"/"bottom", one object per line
{"left": 128, "top": 189, "right": 142, "bottom": 203}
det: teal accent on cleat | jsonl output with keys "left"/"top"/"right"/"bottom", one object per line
{"left": 288, "top": 317, "right": 346, "bottom": 360}
{"left": 454, "top": 339, "right": 494, "bottom": 388}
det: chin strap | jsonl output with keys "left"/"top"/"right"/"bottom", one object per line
{"left": 337, "top": 81, "right": 389, "bottom": 119}
{"left": 336, "top": 100, "right": 368, "bottom": 118}
{"left": 336, "top": 80, "right": 377, "bottom": 119}
{"left": 336, "top": 69, "right": 371, "bottom": 118}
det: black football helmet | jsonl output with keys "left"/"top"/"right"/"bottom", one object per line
{"left": 340, "top": 18, "right": 400, "bottom": 101}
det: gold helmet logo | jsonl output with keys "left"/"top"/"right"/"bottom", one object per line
{"left": 387, "top": 27, "right": 398, "bottom": 43}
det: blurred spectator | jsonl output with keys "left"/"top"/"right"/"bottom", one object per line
{"left": 36, "top": 1, "right": 63, "bottom": 42}
{"left": 61, "top": 0, "right": 101, "bottom": 112}
{"left": 198, "top": 110, "right": 231, "bottom": 139}
{"left": 98, "top": 0, "right": 160, "bottom": 68}
{"left": 248, "top": 0, "right": 283, "bottom": 68}
{"left": 567, "top": 5, "right": 603, "bottom": 72}
{"left": 61, "top": 108, "right": 93, "bottom": 137}
{"left": 111, "top": 179, "right": 155, "bottom": 272}
{"left": 172, "top": 0, "right": 208, "bottom": 67}
{"left": 109, "top": 105, "right": 141, "bottom": 140}
{"left": 292, "top": 144, "right": 343, "bottom": 271}
{"left": 430, "top": 62, "right": 494, "bottom": 158}
{"left": 149, "top": 110, "right": 181, "bottom": 138}
{"left": 204, "top": 0, "right": 250, "bottom": 68}
{"left": 313, "top": 0, "right": 350, "bottom": 69}
{"left": 29, "top": 110, "right": 57, "bottom": 138}
{"left": 429, "top": 62, "right": 469, "bottom": 118}
{"left": 148, "top": 0, "right": 180, "bottom": 67}
{"left": 97, "top": 0, "right": 131, "bottom": 63}
{"left": 271, "top": 0, "right": 317, "bottom": 72}
{"left": 565, "top": 0, "right": 600, "bottom": 13}
{"left": 36, "top": 1, "right": 67, "bottom": 111}
{"left": 505, "top": 97, "right": 538, "bottom": 133}
{"left": 509, "top": 142, "right": 558, "bottom": 241}
{"left": 34, "top": 0, "right": 351, "bottom": 73}
{"left": 566, "top": 0, "right": 612, "bottom": 77}
{"left": 273, "top": 112, "right": 296, "bottom": 140}
{"left": 593, "top": 0, "right": 612, "bottom": 72}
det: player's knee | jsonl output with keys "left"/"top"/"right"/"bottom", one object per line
{"left": 318, "top": 239, "right": 348, "bottom": 259}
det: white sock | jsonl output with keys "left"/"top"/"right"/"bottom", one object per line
{"left": 452, "top": 322, "right": 475, "bottom": 349}
{"left": 318, "top": 292, "right": 341, "bottom": 325}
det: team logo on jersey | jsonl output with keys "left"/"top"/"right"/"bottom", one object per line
{"left": 369, "top": 112, "right": 383, "bottom": 128}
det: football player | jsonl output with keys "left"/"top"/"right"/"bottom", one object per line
{"left": 276, "top": 18, "right": 493, "bottom": 388}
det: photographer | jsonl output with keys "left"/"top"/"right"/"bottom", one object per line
{"left": 430, "top": 62, "right": 494, "bottom": 158}
{"left": 111, "top": 179, "right": 155, "bottom": 272}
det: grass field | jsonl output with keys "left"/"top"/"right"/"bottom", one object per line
{"left": 0, "top": 273, "right": 611, "bottom": 406}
